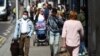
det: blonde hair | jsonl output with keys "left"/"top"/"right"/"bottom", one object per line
{"left": 69, "top": 10, "right": 77, "bottom": 20}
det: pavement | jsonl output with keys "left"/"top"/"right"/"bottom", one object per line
{"left": 0, "top": 18, "right": 51, "bottom": 56}
{"left": 0, "top": 16, "right": 88, "bottom": 56}
{"left": 0, "top": 33, "right": 51, "bottom": 56}
{"left": 0, "top": 17, "right": 51, "bottom": 56}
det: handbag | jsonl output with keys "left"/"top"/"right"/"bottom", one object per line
{"left": 57, "top": 47, "right": 70, "bottom": 56}
{"left": 57, "top": 38, "right": 70, "bottom": 56}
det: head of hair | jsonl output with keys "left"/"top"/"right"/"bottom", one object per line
{"left": 52, "top": 8, "right": 57, "bottom": 15}
{"left": 19, "top": 3, "right": 23, "bottom": 6}
{"left": 23, "top": 11, "right": 28, "bottom": 15}
{"left": 48, "top": 4, "right": 52, "bottom": 9}
{"left": 69, "top": 10, "right": 77, "bottom": 20}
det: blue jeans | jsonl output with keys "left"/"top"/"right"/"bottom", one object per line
{"left": 79, "top": 42, "right": 87, "bottom": 54}
{"left": 49, "top": 31, "right": 60, "bottom": 56}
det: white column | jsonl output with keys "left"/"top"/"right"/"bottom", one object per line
{"left": 16, "top": 0, "right": 18, "bottom": 20}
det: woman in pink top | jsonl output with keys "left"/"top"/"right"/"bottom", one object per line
{"left": 61, "top": 10, "right": 84, "bottom": 56}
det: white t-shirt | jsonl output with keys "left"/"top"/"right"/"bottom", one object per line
{"left": 20, "top": 19, "right": 28, "bottom": 33}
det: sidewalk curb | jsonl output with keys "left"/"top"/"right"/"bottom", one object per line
{"left": 0, "top": 35, "right": 7, "bottom": 47}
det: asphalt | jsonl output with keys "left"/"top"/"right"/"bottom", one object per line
{"left": 0, "top": 15, "right": 14, "bottom": 48}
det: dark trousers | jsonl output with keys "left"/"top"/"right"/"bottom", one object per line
{"left": 19, "top": 34, "right": 30, "bottom": 56}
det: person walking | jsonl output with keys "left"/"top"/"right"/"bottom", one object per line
{"left": 19, "top": 3, "right": 24, "bottom": 19}
{"left": 61, "top": 10, "right": 84, "bottom": 56}
{"left": 78, "top": 8, "right": 87, "bottom": 55}
{"left": 13, "top": 11, "right": 34, "bottom": 56}
{"left": 26, "top": 3, "right": 35, "bottom": 22}
{"left": 43, "top": 2, "right": 49, "bottom": 21}
{"left": 47, "top": 8, "right": 63, "bottom": 56}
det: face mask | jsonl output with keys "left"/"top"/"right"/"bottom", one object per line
{"left": 22, "top": 15, "right": 28, "bottom": 19}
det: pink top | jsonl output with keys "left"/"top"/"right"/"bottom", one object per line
{"left": 61, "top": 20, "right": 84, "bottom": 47}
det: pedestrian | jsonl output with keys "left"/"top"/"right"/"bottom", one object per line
{"left": 47, "top": 8, "right": 63, "bottom": 56}
{"left": 26, "top": 4, "right": 31, "bottom": 17}
{"left": 78, "top": 8, "right": 87, "bottom": 55}
{"left": 57, "top": 9, "right": 65, "bottom": 35}
{"left": 78, "top": 8, "right": 86, "bottom": 28}
{"left": 34, "top": 8, "right": 47, "bottom": 46}
{"left": 19, "top": 3, "right": 24, "bottom": 18}
{"left": 43, "top": 2, "right": 49, "bottom": 21}
{"left": 34, "top": 8, "right": 45, "bottom": 25}
{"left": 61, "top": 10, "right": 84, "bottom": 56}
{"left": 11, "top": 7, "right": 16, "bottom": 23}
{"left": 13, "top": 11, "right": 34, "bottom": 56}
{"left": 26, "top": 3, "right": 35, "bottom": 22}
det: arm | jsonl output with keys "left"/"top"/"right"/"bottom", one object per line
{"left": 28, "top": 21, "right": 34, "bottom": 37}
{"left": 62, "top": 21, "right": 67, "bottom": 38}
{"left": 47, "top": 16, "right": 50, "bottom": 31}
{"left": 13, "top": 20, "right": 20, "bottom": 39}
{"left": 61, "top": 22, "right": 67, "bottom": 47}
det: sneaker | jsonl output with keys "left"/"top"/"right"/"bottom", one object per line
{"left": 82, "top": 52, "right": 86, "bottom": 55}
{"left": 79, "top": 53, "right": 82, "bottom": 56}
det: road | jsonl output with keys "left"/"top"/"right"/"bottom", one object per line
{"left": 0, "top": 21, "right": 13, "bottom": 37}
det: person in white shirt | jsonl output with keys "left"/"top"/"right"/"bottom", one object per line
{"left": 13, "top": 11, "right": 33, "bottom": 56}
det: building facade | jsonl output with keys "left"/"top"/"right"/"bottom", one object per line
{"left": 88, "top": 0, "right": 100, "bottom": 56}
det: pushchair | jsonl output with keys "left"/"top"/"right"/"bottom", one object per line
{"left": 33, "top": 21, "right": 49, "bottom": 46}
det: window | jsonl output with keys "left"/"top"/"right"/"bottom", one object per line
{"left": 0, "top": 0, "right": 4, "bottom": 6}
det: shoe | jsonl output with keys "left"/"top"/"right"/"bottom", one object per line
{"left": 79, "top": 53, "right": 82, "bottom": 56}
{"left": 82, "top": 52, "right": 86, "bottom": 55}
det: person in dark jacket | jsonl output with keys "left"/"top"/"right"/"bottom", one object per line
{"left": 47, "top": 8, "right": 63, "bottom": 56}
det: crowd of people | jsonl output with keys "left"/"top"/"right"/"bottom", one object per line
{"left": 12, "top": 1, "right": 87, "bottom": 56}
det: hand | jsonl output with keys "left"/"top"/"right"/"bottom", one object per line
{"left": 61, "top": 38, "right": 66, "bottom": 48}
{"left": 12, "top": 38, "right": 18, "bottom": 43}
{"left": 12, "top": 38, "right": 17, "bottom": 41}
